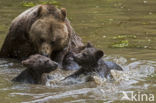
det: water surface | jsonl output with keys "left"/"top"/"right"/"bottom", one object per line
{"left": 0, "top": 0, "right": 155, "bottom": 102}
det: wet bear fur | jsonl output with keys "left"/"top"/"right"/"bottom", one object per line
{"left": 65, "top": 43, "right": 123, "bottom": 80}
{"left": 0, "top": 4, "right": 83, "bottom": 67}
{"left": 12, "top": 54, "right": 58, "bottom": 84}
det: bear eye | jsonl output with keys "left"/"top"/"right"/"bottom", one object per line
{"left": 45, "top": 60, "right": 49, "bottom": 64}
{"left": 50, "top": 41, "right": 55, "bottom": 45}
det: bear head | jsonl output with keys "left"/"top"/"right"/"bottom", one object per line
{"left": 22, "top": 54, "right": 58, "bottom": 73}
{"left": 29, "top": 5, "right": 69, "bottom": 57}
{"left": 73, "top": 43, "right": 104, "bottom": 67}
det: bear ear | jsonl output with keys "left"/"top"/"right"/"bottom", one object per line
{"left": 36, "top": 6, "right": 42, "bottom": 17}
{"left": 61, "top": 8, "right": 67, "bottom": 21}
{"left": 86, "top": 42, "right": 93, "bottom": 48}
{"left": 95, "top": 50, "right": 104, "bottom": 60}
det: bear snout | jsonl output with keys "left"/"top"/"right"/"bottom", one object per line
{"left": 72, "top": 53, "right": 82, "bottom": 61}
{"left": 40, "top": 43, "right": 53, "bottom": 57}
{"left": 48, "top": 60, "right": 58, "bottom": 70}
{"left": 22, "top": 59, "right": 31, "bottom": 66}
{"left": 53, "top": 62, "right": 58, "bottom": 69}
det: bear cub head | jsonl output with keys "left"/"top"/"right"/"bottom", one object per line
{"left": 73, "top": 43, "right": 104, "bottom": 67}
{"left": 22, "top": 54, "right": 58, "bottom": 73}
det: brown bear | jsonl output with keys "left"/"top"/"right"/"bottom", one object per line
{"left": 12, "top": 54, "right": 58, "bottom": 84}
{"left": 65, "top": 43, "right": 123, "bottom": 80}
{"left": 62, "top": 46, "right": 86, "bottom": 70}
{"left": 0, "top": 4, "right": 83, "bottom": 67}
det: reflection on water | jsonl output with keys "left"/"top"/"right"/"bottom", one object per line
{"left": 0, "top": 0, "right": 156, "bottom": 102}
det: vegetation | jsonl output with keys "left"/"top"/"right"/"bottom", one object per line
{"left": 110, "top": 34, "right": 153, "bottom": 49}
{"left": 112, "top": 40, "right": 129, "bottom": 48}
{"left": 22, "top": 0, "right": 61, "bottom": 8}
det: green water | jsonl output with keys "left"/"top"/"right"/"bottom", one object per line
{"left": 0, "top": 0, "right": 155, "bottom": 102}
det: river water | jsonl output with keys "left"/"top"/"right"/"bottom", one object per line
{"left": 0, "top": 0, "right": 155, "bottom": 103}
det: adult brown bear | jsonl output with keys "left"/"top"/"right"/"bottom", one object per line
{"left": 0, "top": 4, "right": 83, "bottom": 66}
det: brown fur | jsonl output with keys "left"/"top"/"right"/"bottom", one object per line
{"left": 62, "top": 45, "right": 86, "bottom": 70}
{"left": 12, "top": 54, "right": 58, "bottom": 84}
{"left": 0, "top": 5, "right": 83, "bottom": 66}
{"left": 65, "top": 43, "right": 123, "bottom": 80}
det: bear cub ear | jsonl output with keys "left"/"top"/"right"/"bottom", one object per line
{"left": 95, "top": 50, "right": 104, "bottom": 60}
{"left": 86, "top": 42, "right": 93, "bottom": 48}
{"left": 61, "top": 8, "right": 67, "bottom": 20}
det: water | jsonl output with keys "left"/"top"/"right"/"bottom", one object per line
{"left": 0, "top": 0, "right": 156, "bottom": 102}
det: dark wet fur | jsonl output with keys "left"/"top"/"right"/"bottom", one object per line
{"left": 12, "top": 54, "right": 58, "bottom": 84}
{"left": 65, "top": 43, "right": 123, "bottom": 80}
{"left": 62, "top": 46, "right": 86, "bottom": 70}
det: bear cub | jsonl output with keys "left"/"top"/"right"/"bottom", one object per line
{"left": 12, "top": 54, "right": 58, "bottom": 84}
{"left": 62, "top": 46, "right": 86, "bottom": 70}
{"left": 65, "top": 43, "right": 123, "bottom": 80}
